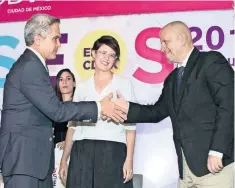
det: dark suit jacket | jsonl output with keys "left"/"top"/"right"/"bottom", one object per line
{"left": 0, "top": 49, "right": 98, "bottom": 179}
{"left": 126, "top": 48, "right": 234, "bottom": 178}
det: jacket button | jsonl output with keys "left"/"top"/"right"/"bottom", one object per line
{"left": 49, "top": 137, "right": 52, "bottom": 141}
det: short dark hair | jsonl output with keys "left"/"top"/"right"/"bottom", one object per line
{"left": 55, "top": 68, "right": 76, "bottom": 101}
{"left": 92, "top": 35, "right": 120, "bottom": 61}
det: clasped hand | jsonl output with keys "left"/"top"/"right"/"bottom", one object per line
{"left": 100, "top": 91, "right": 129, "bottom": 123}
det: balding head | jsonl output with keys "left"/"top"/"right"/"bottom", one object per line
{"left": 160, "top": 21, "right": 194, "bottom": 64}
{"left": 162, "top": 21, "right": 193, "bottom": 45}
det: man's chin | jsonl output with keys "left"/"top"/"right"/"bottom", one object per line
{"left": 48, "top": 55, "right": 57, "bottom": 60}
{"left": 166, "top": 58, "right": 174, "bottom": 64}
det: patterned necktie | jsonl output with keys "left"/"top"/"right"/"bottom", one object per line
{"left": 176, "top": 66, "right": 185, "bottom": 94}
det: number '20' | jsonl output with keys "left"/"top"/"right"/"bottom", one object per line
{"left": 190, "top": 26, "right": 224, "bottom": 50}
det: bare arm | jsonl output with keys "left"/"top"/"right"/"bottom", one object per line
{"left": 61, "top": 127, "right": 75, "bottom": 163}
{"left": 125, "top": 130, "right": 136, "bottom": 161}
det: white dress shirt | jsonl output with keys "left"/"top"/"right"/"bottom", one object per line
{"left": 69, "top": 75, "right": 136, "bottom": 144}
{"left": 179, "top": 48, "right": 223, "bottom": 159}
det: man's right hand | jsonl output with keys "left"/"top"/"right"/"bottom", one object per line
{"left": 100, "top": 93, "right": 127, "bottom": 123}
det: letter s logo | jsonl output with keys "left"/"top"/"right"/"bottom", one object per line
{"left": 133, "top": 28, "right": 174, "bottom": 84}
{"left": 0, "top": 36, "right": 20, "bottom": 88}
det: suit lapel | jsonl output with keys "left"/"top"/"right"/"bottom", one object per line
{"left": 24, "top": 49, "right": 49, "bottom": 75}
{"left": 170, "top": 69, "right": 178, "bottom": 113}
{"left": 175, "top": 48, "right": 200, "bottom": 111}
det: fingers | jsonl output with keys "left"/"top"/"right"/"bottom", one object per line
{"left": 59, "top": 169, "right": 67, "bottom": 185}
{"left": 110, "top": 111, "right": 127, "bottom": 123}
{"left": 213, "top": 158, "right": 223, "bottom": 172}
{"left": 56, "top": 141, "right": 65, "bottom": 150}
{"left": 102, "top": 106, "right": 127, "bottom": 123}
{"left": 207, "top": 162, "right": 213, "bottom": 174}
{"left": 126, "top": 170, "right": 133, "bottom": 183}
{"left": 123, "top": 168, "right": 133, "bottom": 183}
{"left": 116, "top": 90, "right": 123, "bottom": 98}
{"left": 218, "top": 158, "right": 223, "bottom": 169}
{"left": 123, "top": 167, "right": 127, "bottom": 181}
{"left": 207, "top": 156, "right": 223, "bottom": 174}
{"left": 115, "top": 108, "right": 127, "bottom": 119}
{"left": 101, "top": 115, "right": 108, "bottom": 121}
{"left": 57, "top": 143, "right": 62, "bottom": 149}
{"left": 59, "top": 162, "right": 67, "bottom": 185}
{"left": 110, "top": 114, "right": 124, "bottom": 123}
{"left": 107, "top": 92, "right": 113, "bottom": 100}
{"left": 101, "top": 99, "right": 127, "bottom": 123}
{"left": 115, "top": 104, "right": 128, "bottom": 114}
{"left": 101, "top": 115, "right": 112, "bottom": 122}
{"left": 59, "top": 169, "right": 66, "bottom": 181}
{"left": 128, "top": 170, "right": 133, "bottom": 181}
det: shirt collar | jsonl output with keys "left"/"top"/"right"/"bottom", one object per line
{"left": 27, "top": 46, "right": 47, "bottom": 69}
{"left": 178, "top": 47, "right": 194, "bottom": 68}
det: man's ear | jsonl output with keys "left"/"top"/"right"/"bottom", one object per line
{"left": 34, "top": 34, "right": 41, "bottom": 46}
{"left": 180, "top": 33, "right": 187, "bottom": 46}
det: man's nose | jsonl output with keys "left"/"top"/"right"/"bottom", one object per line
{"left": 57, "top": 39, "right": 61, "bottom": 48}
{"left": 161, "top": 44, "right": 166, "bottom": 53}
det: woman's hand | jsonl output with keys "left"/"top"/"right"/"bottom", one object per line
{"left": 59, "top": 160, "right": 68, "bottom": 186}
{"left": 123, "top": 159, "right": 133, "bottom": 183}
{"left": 56, "top": 141, "right": 65, "bottom": 150}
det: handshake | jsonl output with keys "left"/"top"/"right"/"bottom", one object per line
{"left": 99, "top": 91, "right": 129, "bottom": 123}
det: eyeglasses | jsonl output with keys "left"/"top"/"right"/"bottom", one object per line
{"left": 96, "top": 51, "right": 117, "bottom": 61}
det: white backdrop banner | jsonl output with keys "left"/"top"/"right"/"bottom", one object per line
{"left": 0, "top": 9, "right": 234, "bottom": 188}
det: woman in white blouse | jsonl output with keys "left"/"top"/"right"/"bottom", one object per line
{"left": 59, "top": 35, "right": 136, "bottom": 188}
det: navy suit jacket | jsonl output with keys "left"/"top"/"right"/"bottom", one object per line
{"left": 0, "top": 49, "right": 97, "bottom": 179}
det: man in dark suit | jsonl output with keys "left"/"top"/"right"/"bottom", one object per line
{"left": 116, "top": 21, "right": 234, "bottom": 187}
{"left": 0, "top": 14, "right": 126, "bottom": 188}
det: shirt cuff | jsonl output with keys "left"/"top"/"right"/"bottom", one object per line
{"left": 127, "top": 102, "right": 130, "bottom": 113}
{"left": 209, "top": 150, "right": 223, "bottom": 158}
{"left": 124, "top": 124, "right": 136, "bottom": 130}
{"left": 96, "top": 102, "right": 101, "bottom": 120}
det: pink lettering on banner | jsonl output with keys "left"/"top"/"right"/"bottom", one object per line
{"left": 134, "top": 28, "right": 174, "bottom": 84}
